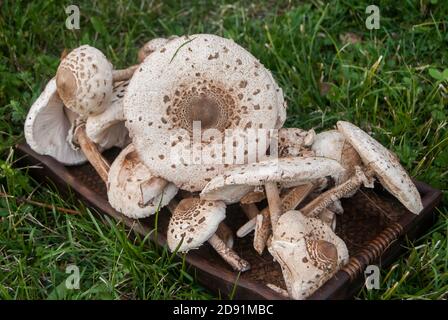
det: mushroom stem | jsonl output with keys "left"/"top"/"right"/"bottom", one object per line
{"left": 254, "top": 208, "right": 271, "bottom": 254}
{"left": 207, "top": 234, "right": 250, "bottom": 272}
{"left": 264, "top": 182, "right": 282, "bottom": 231}
{"left": 254, "top": 183, "right": 316, "bottom": 254}
{"left": 74, "top": 124, "right": 110, "bottom": 183}
{"left": 254, "top": 183, "right": 315, "bottom": 255}
{"left": 266, "top": 283, "right": 289, "bottom": 298}
{"left": 301, "top": 167, "right": 373, "bottom": 217}
{"left": 216, "top": 222, "right": 234, "bottom": 248}
{"left": 237, "top": 203, "right": 259, "bottom": 237}
{"left": 241, "top": 203, "right": 259, "bottom": 219}
{"left": 112, "top": 65, "right": 139, "bottom": 82}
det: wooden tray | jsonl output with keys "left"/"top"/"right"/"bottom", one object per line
{"left": 15, "top": 143, "right": 443, "bottom": 300}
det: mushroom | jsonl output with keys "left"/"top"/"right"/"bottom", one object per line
{"left": 85, "top": 80, "right": 131, "bottom": 149}
{"left": 107, "top": 144, "right": 178, "bottom": 218}
{"left": 167, "top": 197, "right": 250, "bottom": 272}
{"left": 123, "top": 34, "right": 285, "bottom": 192}
{"left": 201, "top": 156, "right": 346, "bottom": 232}
{"left": 24, "top": 78, "right": 86, "bottom": 165}
{"left": 301, "top": 121, "right": 423, "bottom": 216}
{"left": 268, "top": 210, "right": 349, "bottom": 299}
{"left": 137, "top": 36, "right": 179, "bottom": 63}
{"left": 56, "top": 45, "right": 137, "bottom": 117}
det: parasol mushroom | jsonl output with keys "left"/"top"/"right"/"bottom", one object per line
{"left": 56, "top": 45, "right": 138, "bottom": 117}
{"left": 167, "top": 197, "right": 250, "bottom": 272}
{"left": 268, "top": 210, "right": 349, "bottom": 299}
{"left": 124, "top": 34, "right": 285, "bottom": 192}
{"left": 107, "top": 144, "right": 178, "bottom": 218}
{"left": 301, "top": 121, "right": 423, "bottom": 216}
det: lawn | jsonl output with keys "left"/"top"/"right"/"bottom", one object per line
{"left": 0, "top": 0, "right": 447, "bottom": 299}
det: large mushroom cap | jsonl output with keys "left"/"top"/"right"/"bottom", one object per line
{"left": 337, "top": 121, "right": 423, "bottom": 214}
{"left": 269, "top": 210, "right": 348, "bottom": 299}
{"left": 86, "top": 80, "right": 130, "bottom": 149}
{"left": 167, "top": 198, "right": 226, "bottom": 252}
{"left": 200, "top": 157, "right": 346, "bottom": 204}
{"left": 56, "top": 45, "right": 113, "bottom": 117}
{"left": 124, "top": 34, "right": 285, "bottom": 191}
{"left": 107, "top": 144, "right": 178, "bottom": 219}
{"left": 24, "top": 78, "right": 86, "bottom": 165}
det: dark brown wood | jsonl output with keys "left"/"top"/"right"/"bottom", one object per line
{"left": 15, "top": 143, "right": 443, "bottom": 300}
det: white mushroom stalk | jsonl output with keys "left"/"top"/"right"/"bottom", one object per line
{"left": 167, "top": 198, "right": 250, "bottom": 272}
{"left": 301, "top": 121, "right": 423, "bottom": 216}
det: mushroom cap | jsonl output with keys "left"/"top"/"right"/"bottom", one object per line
{"left": 337, "top": 121, "right": 423, "bottom": 214}
{"left": 269, "top": 210, "right": 348, "bottom": 299}
{"left": 56, "top": 45, "right": 113, "bottom": 117}
{"left": 24, "top": 78, "right": 86, "bottom": 165}
{"left": 278, "top": 128, "right": 315, "bottom": 157}
{"left": 200, "top": 156, "right": 346, "bottom": 204}
{"left": 311, "top": 130, "right": 362, "bottom": 181}
{"left": 138, "top": 36, "right": 178, "bottom": 63}
{"left": 124, "top": 34, "right": 285, "bottom": 191}
{"left": 86, "top": 80, "right": 130, "bottom": 149}
{"left": 107, "top": 144, "right": 178, "bottom": 219}
{"left": 167, "top": 198, "right": 226, "bottom": 252}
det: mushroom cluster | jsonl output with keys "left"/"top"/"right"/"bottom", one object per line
{"left": 24, "top": 34, "right": 423, "bottom": 299}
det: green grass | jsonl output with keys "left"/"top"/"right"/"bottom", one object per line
{"left": 0, "top": 0, "right": 447, "bottom": 299}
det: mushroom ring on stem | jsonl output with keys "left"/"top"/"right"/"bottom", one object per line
{"left": 167, "top": 198, "right": 250, "bottom": 272}
{"left": 268, "top": 210, "right": 349, "bottom": 299}
{"left": 301, "top": 121, "right": 423, "bottom": 217}
{"left": 123, "top": 34, "right": 286, "bottom": 192}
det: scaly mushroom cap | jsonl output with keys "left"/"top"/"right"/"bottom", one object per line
{"left": 167, "top": 198, "right": 226, "bottom": 252}
{"left": 24, "top": 78, "right": 86, "bottom": 165}
{"left": 124, "top": 34, "right": 285, "bottom": 191}
{"left": 311, "top": 130, "right": 362, "bottom": 181}
{"left": 107, "top": 144, "right": 178, "bottom": 219}
{"left": 269, "top": 210, "right": 348, "bottom": 299}
{"left": 56, "top": 45, "right": 113, "bottom": 117}
{"left": 138, "top": 36, "right": 179, "bottom": 63}
{"left": 278, "top": 128, "right": 316, "bottom": 157}
{"left": 200, "top": 157, "right": 346, "bottom": 204}
{"left": 337, "top": 121, "right": 423, "bottom": 214}
{"left": 86, "top": 80, "right": 130, "bottom": 149}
